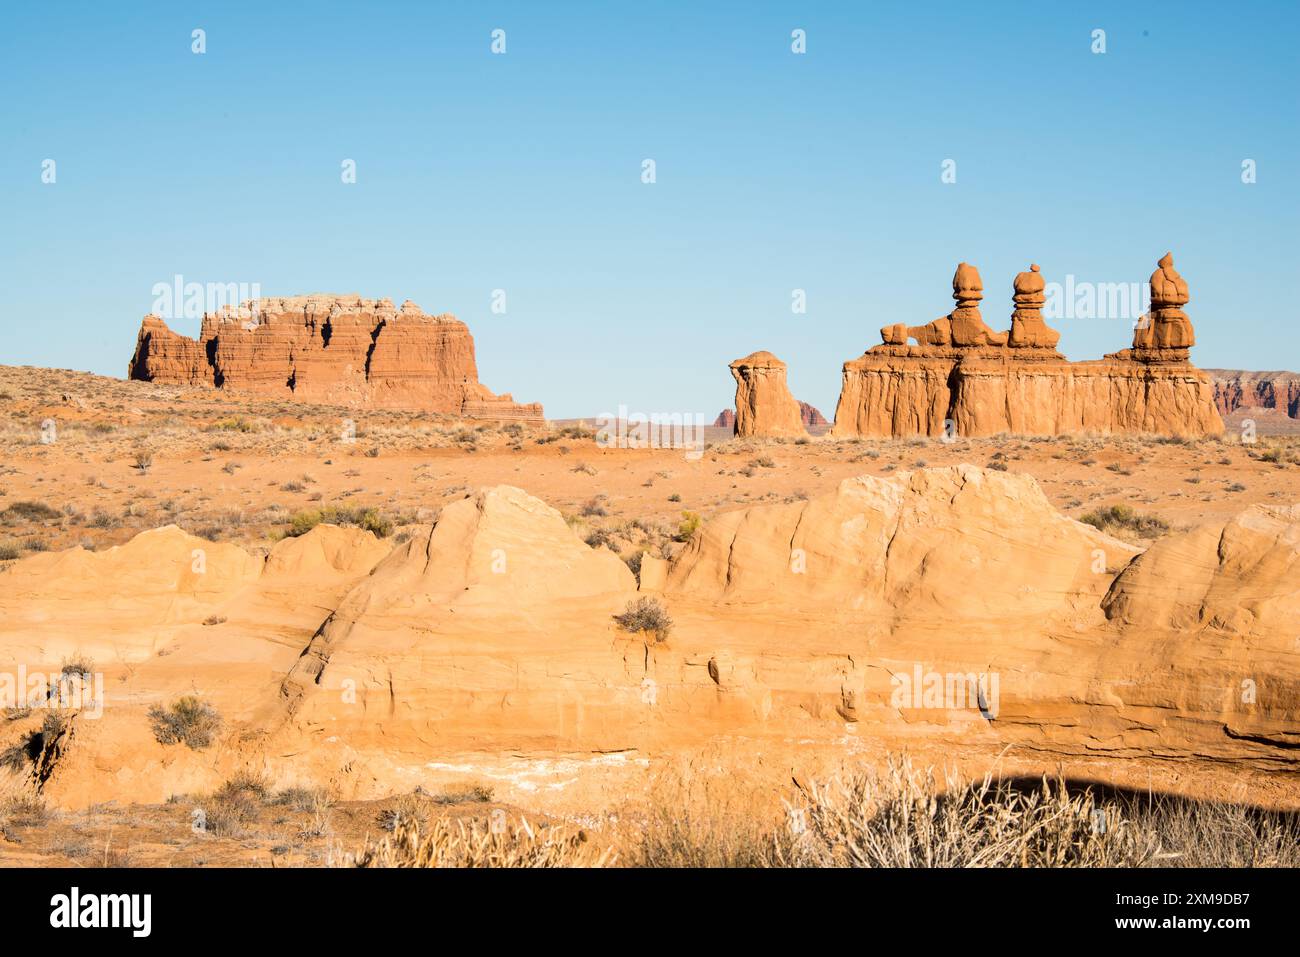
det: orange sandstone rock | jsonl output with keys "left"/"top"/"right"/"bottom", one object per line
{"left": 1008, "top": 264, "right": 1061, "bottom": 350}
{"left": 729, "top": 350, "right": 807, "bottom": 438}
{"left": 831, "top": 256, "right": 1222, "bottom": 438}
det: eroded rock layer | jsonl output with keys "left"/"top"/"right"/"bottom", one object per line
{"left": 127, "top": 294, "right": 543, "bottom": 421}
{"left": 833, "top": 256, "right": 1223, "bottom": 438}
{"left": 5, "top": 468, "right": 1298, "bottom": 810}
{"left": 1209, "top": 369, "right": 1300, "bottom": 419}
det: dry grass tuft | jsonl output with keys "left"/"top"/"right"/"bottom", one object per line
{"left": 347, "top": 814, "right": 614, "bottom": 868}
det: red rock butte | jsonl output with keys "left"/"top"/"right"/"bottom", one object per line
{"left": 127, "top": 294, "right": 543, "bottom": 421}
{"left": 827, "top": 253, "right": 1223, "bottom": 438}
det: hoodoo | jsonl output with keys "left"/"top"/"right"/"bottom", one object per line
{"left": 831, "top": 254, "right": 1222, "bottom": 438}
{"left": 729, "top": 350, "right": 807, "bottom": 437}
{"left": 128, "top": 294, "right": 543, "bottom": 421}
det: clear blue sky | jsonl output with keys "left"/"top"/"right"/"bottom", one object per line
{"left": 2, "top": 1, "right": 1296, "bottom": 418}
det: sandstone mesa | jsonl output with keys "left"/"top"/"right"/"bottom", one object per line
{"left": 127, "top": 294, "right": 544, "bottom": 421}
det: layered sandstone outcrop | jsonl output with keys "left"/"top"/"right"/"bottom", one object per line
{"left": 833, "top": 255, "right": 1222, "bottom": 438}
{"left": 7, "top": 469, "right": 1299, "bottom": 810}
{"left": 729, "top": 351, "right": 806, "bottom": 437}
{"left": 128, "top": 294, "right": 543, "bottom": 421}
{"left": 1209, "top": 369, "right": 1300, "bottom": 419}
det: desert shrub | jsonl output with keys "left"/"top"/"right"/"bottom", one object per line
{"left": 215, "top": 770, "right": 271, "bottom": 802}
{"left": 201, "top": 792, "right": 259, "bottom": 836}
{"left": 1079, "top": 504, "right": 1169, "bottom": 539}
{"left": 675, "top": 510, "right": 701, "bottom": 542}
{"left": 428, "top": 783, "right": 495, "bottom": 805}
{"left": 287, "top": 506, "right": 392, "bottom": 539}
{"left": 667, "top": 493, "right": 681, "bottom": 502}
{"left": 580, "top": 497, "right": 608, "bottom": 517}
{"left": 210, "top": 417, "right": 257, "bottom": 433}
{"left": 613, "top": 597, "right": 672, "bottom": 642}
{"left": 147, "top": 696, "right": 221, "bottom": 750}
{"left": 0, "top": 542, "right": 21, "bottom": 561}
{"left": 3, "top": 501, "right": 60, "bottom": 522}
{"left": 272, "top": 786, "right": 333, "bottom": 813}
{"left": 0, "top": 733, "right": 40, "bottom": 772}
{"left": 584, "top": 527, "right": 616, "bottom": 549}
{"left": 0, "top": 793, "right": 48, "bottom": 829}
{"left": 133, "top": 449, "right": 153, "bottom": 473}
{"left": 377, "top": 794, "right": 430, "bottom": 833}
{"left": 60, "top": 657, "right": 94, "bottom": 677}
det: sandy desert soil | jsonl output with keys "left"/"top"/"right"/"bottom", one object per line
{"left": 3, "top": 365, "right": 1299, "bottom": 559}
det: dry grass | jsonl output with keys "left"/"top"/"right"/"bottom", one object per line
{"left": 619, "top": 755, "right": 1300, "bottom": 868}
{"left": 346, "top": 814, "right": 614, "bottom": 868}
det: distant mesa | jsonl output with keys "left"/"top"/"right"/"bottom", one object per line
{"left": 712, "top": 400, "right": 828, "bottom": 432}
{"left": 831, "top": 253, "right": 1222, "bottom": 438}
{"left": 127, "top": 294, "right": 543, "bottom": 421}
{"left": 1208, "top": 369, "right": 1300, "bottom": 420}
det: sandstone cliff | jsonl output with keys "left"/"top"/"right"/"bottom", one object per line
{"left": 128, "top": 294, "right": 543, "bottom": 421}
{"left": 1208, "top": 369, "right": 1300, "bottom": 419}
{"left": 832, "top": 256, "right": 1223, "bottom": 438}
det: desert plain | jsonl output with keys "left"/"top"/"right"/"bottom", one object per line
{"left": 1, "top": 358, "right": 1299, "bottom": 867}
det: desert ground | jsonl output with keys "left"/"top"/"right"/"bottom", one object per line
{"left": 2, "top": 364, "right": 1300, "bottom": 867}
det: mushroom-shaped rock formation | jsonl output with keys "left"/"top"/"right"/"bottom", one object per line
{"left": 1131, "top": 252, "right": 1196, "bottom": 358}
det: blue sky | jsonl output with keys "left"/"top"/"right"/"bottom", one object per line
{"left": 2, "top": 1, "right": 1296, "bottom": 418}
